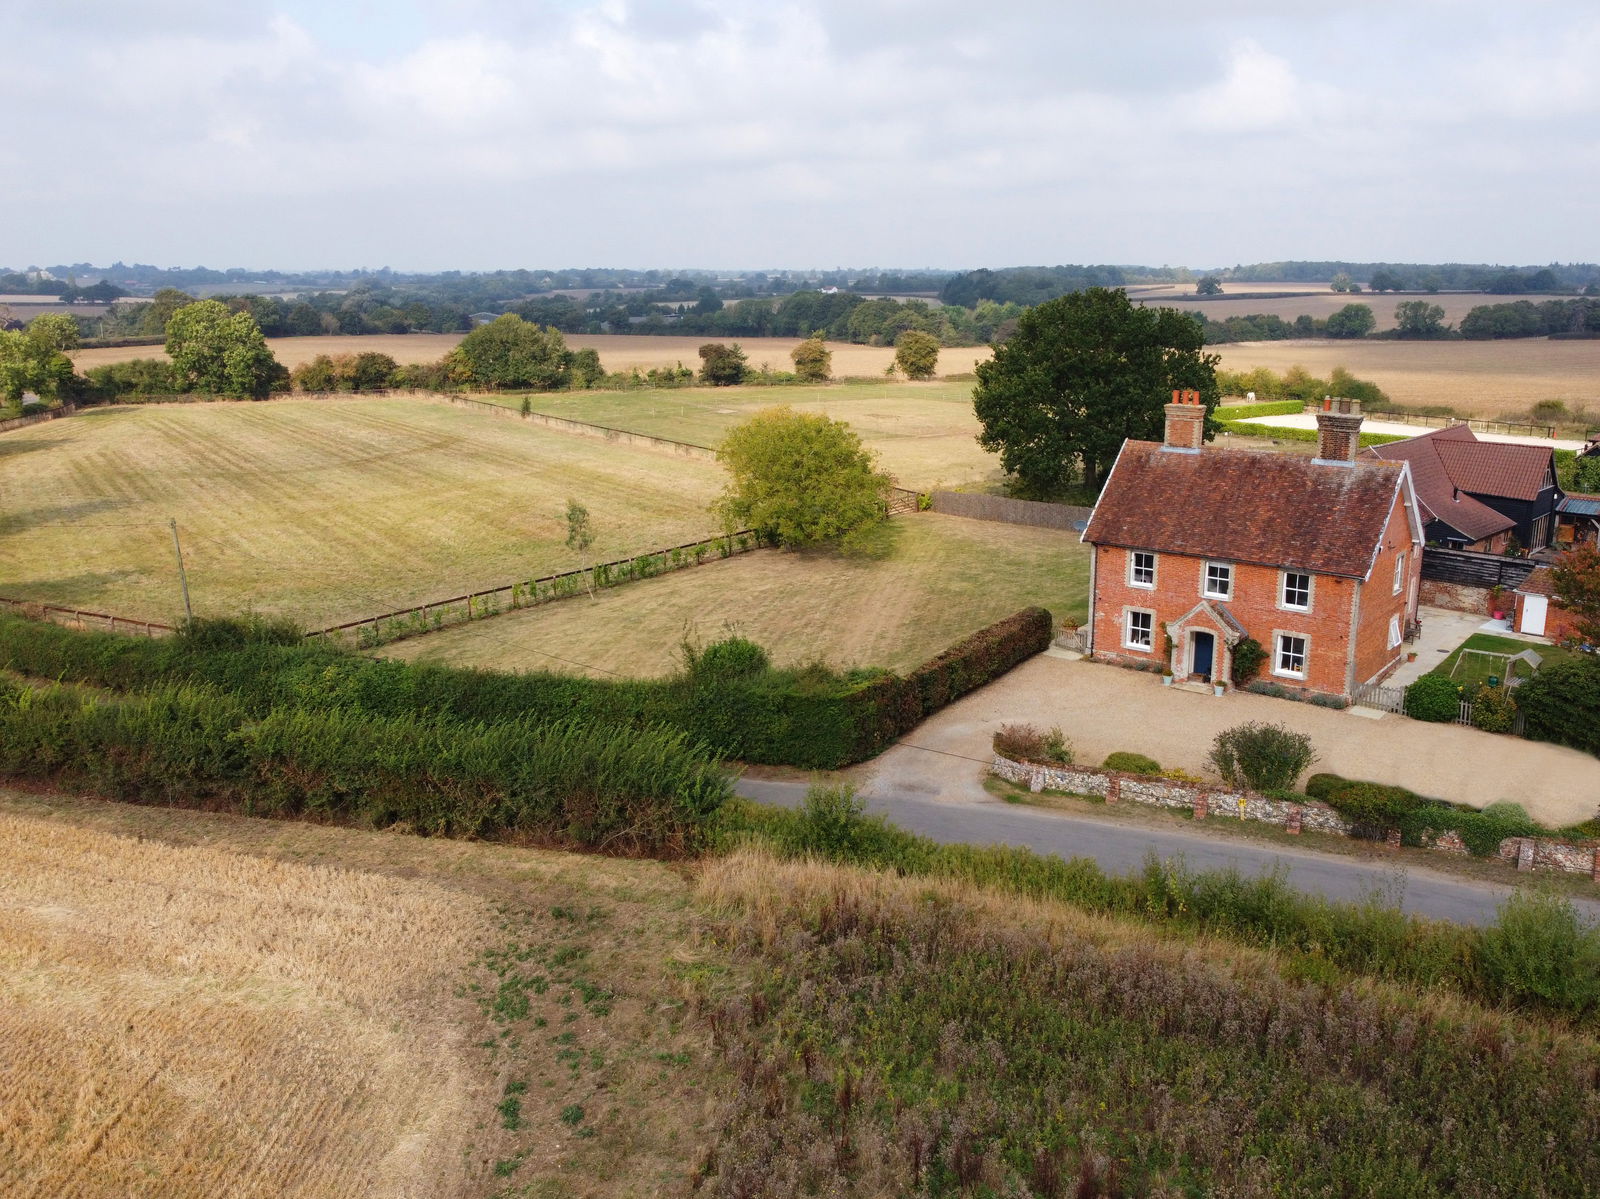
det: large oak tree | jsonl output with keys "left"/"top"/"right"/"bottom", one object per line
{"left": 972, "top": 287, "right": 1218, "bottom": 495}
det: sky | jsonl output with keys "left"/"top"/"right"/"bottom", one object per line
{"left": 3, "top": 0, "right": 1597, "bottom": 272}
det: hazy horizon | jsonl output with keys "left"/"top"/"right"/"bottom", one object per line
{"left": 4, "top": 1, "right": 1597, "bottom": 271}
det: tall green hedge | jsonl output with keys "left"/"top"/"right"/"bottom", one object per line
{"left": 0, "top": 607, "right": 1052, "bottom": 769}
{"left": 1516, "top": 656, "right": 1600, "bottom": 756}
{"left": 0, "top": 678, "right": 730, "bottom": 855}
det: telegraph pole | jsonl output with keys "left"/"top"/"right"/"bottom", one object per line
{"left": 168, "top": 518, "right": 194, "bottom": 626}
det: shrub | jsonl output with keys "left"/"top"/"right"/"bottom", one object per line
{"left": 1516, "top": 655, "right": 1600, "bottom": 755}
{"left": 776, "top": 784, "right": 903, "bottom": 861}
{"left": 1468, "top": 682, "right": 1517, "bottom": 733}
{"left": 1207, "top": 722, "right": 1317, "bottom": 792}
{"left": 1404, "top": 673, "right": 1461, "bottom": 722}
{"left": 686, "top": 635, "right": 770, "bottom": 682}
{"left": 1102, "top": 751, "right": 1161, "bottom": 775}
{"left": 1476, "top": 890, "right": 1600, "bottom": 1016}
{"left": 1230, "top": 637, "right": 1266, "bottom": 686}
{"left": 993, "top": 723, "right": 1046, "bottom": 761}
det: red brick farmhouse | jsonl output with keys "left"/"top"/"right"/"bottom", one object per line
{"left": 1081, "top": 393, "right": 1425, "bottom": 700}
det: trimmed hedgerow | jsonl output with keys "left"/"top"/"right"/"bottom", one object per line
{"left": 0, "top": 681, "right": 731, "bottom": 855}
{"left": 0, "top": 607, "right": 1052, "bottom": 769}
{"left": 1305, "top": 772, "right": 1543, "bottom": 856}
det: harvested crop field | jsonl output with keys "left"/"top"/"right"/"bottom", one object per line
{"left": 0, "top": 397, "right": 725, "bottom": 626}
{"left": 0, "top": 803, "right": 491, "bottom": 1197}
{"left": 493, "top": 378, "right": 1000, "bottom": 490}
{"left": 0, "top": 788, "right": 725, "bottom": 1199}
{"left": 1215, "top": 337, "right": 1600, "bottom": 417}
{"left": 71, "top": 332, "right": 993, "bottom": 379}
{"left": 1130, "top": 285, "right": 1576, "bottom": 331}
{"left": 381, "top": 511, "right": 1088, "bottom": 677}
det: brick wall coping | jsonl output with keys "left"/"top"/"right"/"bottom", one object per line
{"left": 989, "top": 753, "right": 1600, "bottom": 879}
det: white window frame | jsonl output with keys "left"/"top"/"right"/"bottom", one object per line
{"left": 1393, "top": 551, "right": 1406, "bottom": 595}
{"left": 1279, "top": 570, "right": 1312, "bottom": 612}
{"left": 1123, "top": 608, "right": 1155, "bottom": 652}
{"left": 1128, "top": 550, "right": 1156, "bottom": 590}
{"left": 1388, "top": 615, "right": 1402, "bottom": 650}
{"left": 1273, "top": 632, "right": 1308, "bottom": 680}
{"left": 1202, "top": 560, "right": 1233, "bottom": 601}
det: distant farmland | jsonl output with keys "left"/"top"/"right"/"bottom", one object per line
{"left": 0, "top": 398, "right": 725, "bottom": 625}
{"left": 1213, "top": 338, "right": 1600, "bottom": 418}
{"left": 72, "top": 332, "right": 994, "bottom": 379}
{"left": 1128, "top": 283, "right": 1578, "bottom": 331}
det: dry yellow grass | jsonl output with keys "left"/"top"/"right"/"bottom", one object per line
{"left": 1213, "top": 338, "right": 1600, "bottom": 417}
{"left": 382, "top": 512, "right": 1088, "bottom": 677}
{"left": 71, "top": 332, "right": 993, "bottom": 379}
{"left": 0, "top": 397, "right": 725, "bottom": 625}
{"left": 0, "top": 788, "right": 739, "bottom": 1198}
{"left": 0, "top": 807, "right": 493, "bottom": 1198}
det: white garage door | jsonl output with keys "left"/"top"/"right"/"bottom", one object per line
{"left": 1520, "top": 595, "right": 1548, "bottom": 636}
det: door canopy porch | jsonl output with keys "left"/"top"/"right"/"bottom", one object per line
{"left": 1164, "top": 601, "right": 1248, "bottom": 679}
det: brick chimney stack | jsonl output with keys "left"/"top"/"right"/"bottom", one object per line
{"left": 1162, "top": 389, "right": 1205, "bottom": 452}
{"left": 1314, "top": 396, "right": 1363, "bottom": 465}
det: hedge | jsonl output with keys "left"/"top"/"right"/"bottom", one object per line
{"left": 1215, "top": 419, "right": 1409, "bottom": 448}
{"left": 0, "top": 677, "right": 731, "bottom": 855}
{"left": 0, "top": 607, "right": 1053, "bottom": 770}
{"left": 1305, "top": 772, "right": 1541, "bottom": 856}
{"left": 1214, "top": 400, "right": 1306, "bottom": 420}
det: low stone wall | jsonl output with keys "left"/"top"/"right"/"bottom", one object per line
{"left": 991, "top": 753, "right": 1600, "bottom": 877}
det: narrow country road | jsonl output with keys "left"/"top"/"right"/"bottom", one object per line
{"left": 735, "top": 777, "right": 1600, "bottom": 928}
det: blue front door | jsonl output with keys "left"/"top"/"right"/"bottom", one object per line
{"left": 1191, "top": 631, "right": 1215, "bottom": 680}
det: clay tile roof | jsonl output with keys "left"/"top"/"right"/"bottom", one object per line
{"left": 1363, "top": 427, "right": 1519, "bottom": 541}
{"left": 1517, "top": 566, "right": 1557, "bottom": 597}
{"left": 1083, "top": 441, "right": 1405, "bottom": 579}
{"left": 1432, "top": 440, "right": 1553, "bottom": 501}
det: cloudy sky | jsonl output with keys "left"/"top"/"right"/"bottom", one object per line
{"left": 3, "top": 0, "right": 1596, "bottom": 271}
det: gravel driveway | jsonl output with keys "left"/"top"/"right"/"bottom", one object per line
{"left": 855, "top": 652, "right": 1600, "bottom": 827}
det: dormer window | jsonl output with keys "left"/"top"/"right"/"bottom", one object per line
{"left": 1203, "top": 561, "right": 1233, "bottom": 600}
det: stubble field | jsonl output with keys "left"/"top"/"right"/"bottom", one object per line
{"left": 0, "top": 398, "right": 725, "bottom": 626}
{"left": 0, "top": 788, "right": 725, "bottom": 1198}
{"left": 1129, "top": 282, "right": 1577, "bottom": 331}
{"left": 382, "top": 513, "right": 1089, "bottom": 677}
{"left": 1213, "top": 338, "right": 1600, "bottom": 417}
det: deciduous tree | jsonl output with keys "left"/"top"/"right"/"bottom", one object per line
{"left": 972, "top": 287, "right": 1218, "bottom": 495}
{"left": 715, "top": 407, "right": 892, "bottom": 547}
{"left": 1195, "top": 275, "right": 1223, "bottom": 296}
{"left": 698, "top": 342, "right": 748, "bottom": 386}
{"left": 1394, "top": 300, "right": 1447, "bottom": 339}
{"left": 0, "top": 313, "right": 81, "bottom": 403}
{"left": 446, "top": 314, "right": 573, "bottom": 390}
{"left": 1324, "top": 303, "right": 1376, "bottom": 339}
{"left": 165, "top": 299, "right": 284, "bottom": 398}
{"left": 893, "top": 329, "right": 940, "bottom": 379}
{"left": 1549, "top": 544, "right": 1600, "bottom": 646}
{"left": 790, "top": 336, "right": 831, "bottom": 382}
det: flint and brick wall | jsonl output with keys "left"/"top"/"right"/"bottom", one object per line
{"left": 990, "top": 753, "right": 1600, "bottom": 877}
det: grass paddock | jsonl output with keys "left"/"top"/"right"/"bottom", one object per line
{"left": 383, "top": 512, "right": 1089, "bottom": 676}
